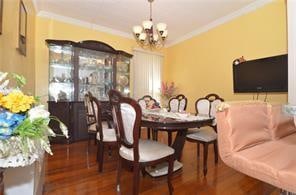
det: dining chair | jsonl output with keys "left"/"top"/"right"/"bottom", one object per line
{"left": 109, "top": 90, "right": 174, "bottom": 195}
{"left": 84, "top": 92, "right": 99, "bottom": 146}
{"left": 138, "top": 95, "right": 160, "bottom": 110}
{"left": 163, "top": 94, "right": 188, "bottom": 145}
{"left": 168, "top": 94, "right": 187, "bottom": 112}
{"left": 84, "top": 92, "right": 117, "bottom": 172}
{"left": 186, "top": 93, "right": 224, "bottom": 176}
{"left": 137, "top": 95, "right": 160, "bottom": 139}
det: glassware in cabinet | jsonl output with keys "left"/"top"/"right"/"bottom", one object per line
{"left": 78, "top": 48, "right": 116, "bottom": 101}
{"left": 48, "top": 44, "right": 74, "bottom": 101}
{"left": 46, "top": 40, "right": 133, "bottom": 143}
{"left": 116, "top": 55, "right": 131, "bottom": 96}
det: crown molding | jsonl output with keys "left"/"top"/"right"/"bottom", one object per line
{"left": 35, "top": 0, "right": 273, "bottom": 47}
{"left": 32, "top": 0, "right": 38, "bottom": 13}
{"left": 37, "top": 11, "right": 133, "bottom": 40}
{"left": 166, "top": 0, "right": 274, "bottom": 47}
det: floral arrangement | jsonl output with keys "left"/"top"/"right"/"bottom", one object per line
{"left": 0, "top": 72, "right": 68, "bottom": 165}
{"left": 160, "top": 81, "right": 177, "bottom": 99}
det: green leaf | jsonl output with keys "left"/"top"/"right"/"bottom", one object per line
{"left": 11, "top": 73, "right": 26, "bottom": 88}
{"left": 34, "top": 96, "right": 41, "bottom": 103}
{"left": 13, "top": 118, "right": 49, "bottom": 139}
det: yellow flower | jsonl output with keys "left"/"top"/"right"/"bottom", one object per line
{"left": 0, "top": 91, "right": 35, "bottom": 113}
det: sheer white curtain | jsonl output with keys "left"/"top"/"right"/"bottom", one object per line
{"left": 132, "top": 49, "right": 163, "bottom": 101}
{"left": 288, "top": 0, "right": 296, "bottom": 104}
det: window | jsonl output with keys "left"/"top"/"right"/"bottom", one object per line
{"left": 132, "top": 49, "right": 163, "bottom": 101}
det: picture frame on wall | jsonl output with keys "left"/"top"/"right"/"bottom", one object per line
{"left": 0, "top": 0, "right": 3, "bottom": 35}
{"left": 18, "top": 0, "right": 27, "bottom": 56}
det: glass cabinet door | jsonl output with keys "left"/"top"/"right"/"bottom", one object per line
{"left": 48, "top": 44, "right": 74, "bottom": 101}
{"left": 116, "top": 55, "right": 130, "bottom": 96}
{"left": 78, "top": 48, "right": 115, "bottom": 101}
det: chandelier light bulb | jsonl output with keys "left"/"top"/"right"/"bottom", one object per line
{"left": 156, "top": 23, "right": 167, "bottom": 33}
{"left": 133, "top": 25, "right": 143, "bottom": 35}
{"left": 142, "top": 20, "right": 153, "bottom": 30}
{"left": 139, "top": 33, "right": 147, "bottom": 41}
{"left": 161, "top": 30, "right": 168, "bottom": 38}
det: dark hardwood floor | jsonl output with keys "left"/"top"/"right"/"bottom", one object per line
{"left": 44, "top": 132, "right": 279, "bottom": 195}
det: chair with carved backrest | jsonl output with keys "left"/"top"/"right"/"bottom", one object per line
{"left": 168, "top": 94, "right": 187, "bottom": 112}
{"left": 186, "top": 93, "right": 224, "bottom": 176}
{"left": 84, "top": 92, "right": 97, "bottom": 146}
{"left": 109, "top": 90, "right": 174, "bottom": 195}
{"left": 138, "top": 95, "right": 160, "bottom": 110}
{"left": 137, "top": 95, "right": 160, "bottom": 139}
{"left": 159, "top": 94, "right": 188, "bottom": 145}
{"left": 84, "top": 92, "right": 117, "bottom": 172}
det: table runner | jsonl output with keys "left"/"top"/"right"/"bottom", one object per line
{"left": 142, "top": 109, "right": 212, "bottom": 121}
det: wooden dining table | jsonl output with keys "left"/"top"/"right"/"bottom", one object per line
{"left": 141, "top": 109, "right": 213, "bottom": 177}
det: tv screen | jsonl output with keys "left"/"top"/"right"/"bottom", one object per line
{"left": 233, "top": 54, "right": 288, "bottom": 93}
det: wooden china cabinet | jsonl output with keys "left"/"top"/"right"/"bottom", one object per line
{"left": 46, "top": 40, "right": 132, "bottom": 143}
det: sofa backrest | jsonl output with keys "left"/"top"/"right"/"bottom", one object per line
{"left": 217, "top": 101, "right": 271, "bottom": 156}
{"left": 270, "top": 104, "right": 296, "bottom": 140}
{"left": 217, "top": 101, "right": 296, "bottom": 158}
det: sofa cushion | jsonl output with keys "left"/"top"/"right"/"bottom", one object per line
{"left": 232, "top": 133, "right": 296, "bottom": 193}
{"left": 223, "top": 101, "right": 271, "bottom": 152}
{"left": 270, "top": 104, "right": 296, "bottom": 140}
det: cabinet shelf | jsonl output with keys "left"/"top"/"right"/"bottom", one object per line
{"left": 117, "top": 71, "right": 130, "bottom": 75}
{"left": 79, "top": 83, "right": 109, "bottom": 87}
{"left": 50, "top": 63, "right": 74, "bottom": 70}
{"left": 49, "top": 81, "right": 74, "bottom": 85}
{"left": 79, "top": 66, "right": 113, "bottom": 71}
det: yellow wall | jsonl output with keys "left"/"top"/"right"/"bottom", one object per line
{"left": 0, "top": 0, "right": 287, "bottom": 109}
{"left": 165, "top": 0, "right": 287, "bottom": 112}
{"left": 35, "top": 17, "right": 137, "bottom": 101}
{"left": 0, "top": 0, "right": 35, "bottom": 94}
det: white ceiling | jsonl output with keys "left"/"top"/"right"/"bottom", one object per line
{"left": 34, "top": 0, "right": 271, "bottom": 45}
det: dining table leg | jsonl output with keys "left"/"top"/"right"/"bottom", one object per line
{"left": 171, "top": 129, "right": 188, "bottom": 161}
{"left": 0, "top": 168, "right": 4, "bottom": 195}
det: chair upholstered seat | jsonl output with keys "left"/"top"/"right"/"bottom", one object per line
{"left": 187, "top": 128, "right": 200, "bottom": 134}
{"left": 96, "top": 128, "right": 117, "bottom": 142}
{"left": 89, "top": 121, "right": 109, "bottom": 132}
{"left": 186, "top": 127, "right": 217, "bottom": 142}
{"left": 119, "top": 139, "right": 175, "bottom": 162}
{"left": 88, "top": 118, "right": 116, "bottom": 142}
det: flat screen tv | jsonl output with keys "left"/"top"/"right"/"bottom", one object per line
{"left": 233, "top": 54, "right": 288, "bottom": 93}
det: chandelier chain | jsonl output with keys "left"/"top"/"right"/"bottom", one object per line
{"left": 150, "top": 0, "right": 152, "bottom": 21}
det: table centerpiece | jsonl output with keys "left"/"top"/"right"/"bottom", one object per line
{"left": 160, "top": 81, "right": 177, "bottom": 108}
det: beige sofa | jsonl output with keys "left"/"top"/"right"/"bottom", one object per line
{"left": 216, "top": 101, "right": 296, "bottom": 193}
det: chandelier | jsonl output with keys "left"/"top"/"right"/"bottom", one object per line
{"left": 132, "top": 0, "right": 168, "bottom": 48}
